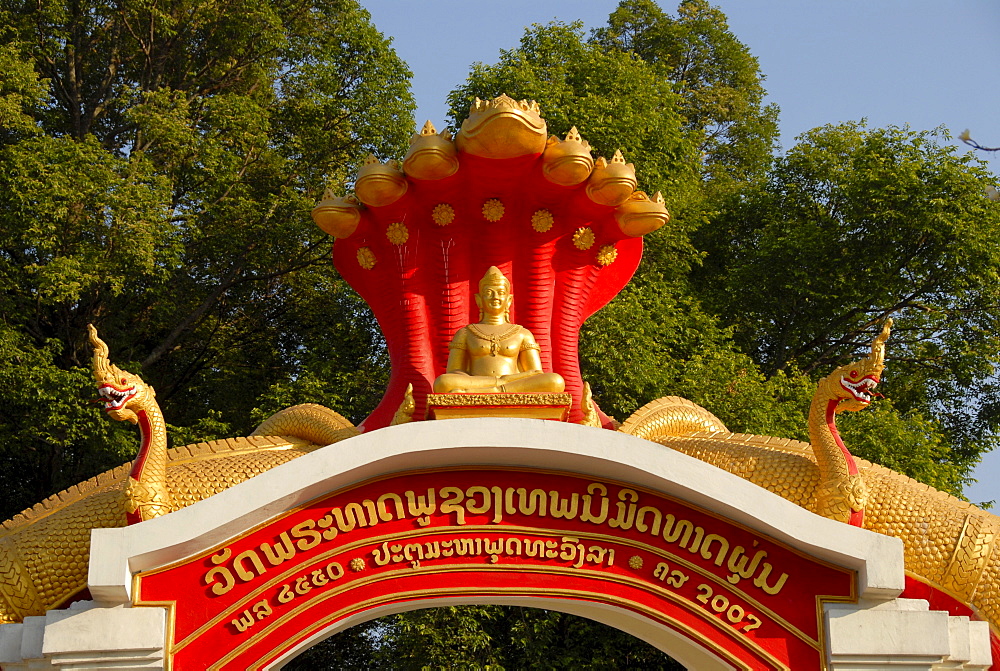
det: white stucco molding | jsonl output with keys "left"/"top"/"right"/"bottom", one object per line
{"left": 88, "top": 418, "right": 904, "bottom": 604}
{"left": 0, "top": 600, "right": 166, "bottom": 670}
{"left": 825, "top": 598, "right": 992, "bottom": 670}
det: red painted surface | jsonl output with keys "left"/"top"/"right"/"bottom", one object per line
{"left": 332, "top": 154, "right": 643, "bottom": 431}
{"left": 825, "top": 400, "right": 865, "bottom": 528}
{"left": 135, "top": 469, "right": 856, "bottom": 670}
{"left": 124, "top": 409, "right": 152, "bottom": 526}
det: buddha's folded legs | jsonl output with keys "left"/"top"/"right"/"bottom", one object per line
{"left": 434, "top": 371, "right": 565, "bottom": 394}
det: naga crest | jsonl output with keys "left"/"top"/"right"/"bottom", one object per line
{"left": 313, "top": 95, "right": 670, "bottom": 429}
{"left": 821, "top": 319, "right": 892, "bottom": 413}
{"left": 88, "top": 324, "right": 154, "bottom": 424}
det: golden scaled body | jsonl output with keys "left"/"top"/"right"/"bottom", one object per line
{"left": 619, "top": 325, "right": 1000, "bottom": 632}
{"left": 0, "top": 330, "right": 358, "bottom": 624}
{"left": 0, "top": 434, "right": 326, "bottom": 623}
{"left": 640, "top": 427, "right": 1000, "bottom": 630}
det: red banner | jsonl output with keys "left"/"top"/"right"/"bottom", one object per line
{"left": 135, "top": 468, "right": 855, "bottom": 670}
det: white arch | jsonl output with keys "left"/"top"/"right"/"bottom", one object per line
{"left": 1, "top": 419, "right": 987, "bottom": 669}
{"left": 276, "top": 595, "right": 735, "bottom": 670}
{"left": 88, "top": 418, "right": 902, "bottom": 602}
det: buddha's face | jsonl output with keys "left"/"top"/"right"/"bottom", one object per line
{"left": 476, "top": 280, "right": 511, "bottom": 317}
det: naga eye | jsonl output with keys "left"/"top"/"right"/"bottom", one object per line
{"left": 850, "top": 370, "right": 857, "bottom": 377}
{"left": 121, "top": 377, "right": 127, "bottom": 384}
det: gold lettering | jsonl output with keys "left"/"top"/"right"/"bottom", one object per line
{"left": 753, "top": 562, "right": 788, "bottom": 595}
{"left": 210, "top": 547, "right": 232, "bottom": 565}
{"left": 372, "top": 541, "right": 392, "bottom": 566}
{"left": 440, "top": 487, "right": 466, "bottom": 525}
{"left": 291, "top": 520, "right": 322, "bottom": 552}
{"left": 278, "top": 584, "right": 295, "bottom": 604}
{"left": 653, "top": 562, "right": 670, "bottom": 581}
{"left": 516, "top": 488, "right": 547, "bottom": 516}
{"left": 465, "top": 486, "right": 492, "bottom": 514}
{"left": 667, "top": 570, "right": 689, "bottom": 588}
{"left": 424, "top": 541, "right": 441, "bottom": 559}
{"left": 204, "top": 564, "right": 235, "bottom": 596}
{"left": 664, "top": 518, "right": 693, "bottom": 546}
{"left": 404, "top": 543, "right": 425, "bottom": 562}
{"left": 685, "top": 526, "right": 706, "bottom": 553}
{"left": 526, "top": 539, "right": 547, "bottom": 557}
{"left": 548, "top": 491, "right": 579, "bottom": 520}
{"left": 504, "top": 486, "right": 517, "bottom": 515}
{"left": 377, "top": 492, "right": 406, "bottom": 522}
{"left": 316, "top": 513, "right": 337, "bottom": 540}
{"left": 726, "top": 547, "right": 766, "bottom": 586}
{"left": 580, "top": 483, "right": 609, "bottom": 525}
{"left": 700, "top": 534, "right": 730, "bottom": 567}
{"left": 331, "top": 501, "right": 378, "bottom": 532}
{"left": 252, "top": 598, "right": 272, "bottom": 620}
{"left": 405, "top": 489, "right": 436, "bottom": 526}
{"left": 635, "top": 506, "right": 662, "bottom": 535}
{"left": 259, "top": 532, "right": 295, "bottom": 566}
{"left": 489, "top": 486, "right": 504, "bottom": 523}
{"left": 234, "top": 549, "right": 266, "bottom": 582}
{"left": 231, "top": 610, "right": 254, "bottom": 632}
{"left": 559, "top": 537, "right": 586, "bottom": 568}
{"left": 326, "top": 562, "right": 344, "bottom": 581}
{"left": 608, "top": 488, "right": 638, "bottom": 530}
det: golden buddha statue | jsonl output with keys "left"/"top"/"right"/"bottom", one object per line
{"left": 433, "top": 267, "right": 565, "bottom": 394}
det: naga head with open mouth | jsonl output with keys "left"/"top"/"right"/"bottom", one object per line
{"left": 88, "top": 324, "right": 154, "bottom": 424}
{"left": 824, "top": 319, "right": 892, "bottom": 413}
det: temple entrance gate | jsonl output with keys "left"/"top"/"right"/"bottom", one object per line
{"left": 2, "top": 419, "right": 987, "bottom": 670}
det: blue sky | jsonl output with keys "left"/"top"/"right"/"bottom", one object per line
{"left": 360, "top": 0, "right": 1000, "bottom": 504}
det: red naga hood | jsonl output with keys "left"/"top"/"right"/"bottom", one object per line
{"left": 313, "top": 95, "right": 669, "bottom": 431}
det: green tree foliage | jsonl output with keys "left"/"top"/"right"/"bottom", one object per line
{"left": 446, "top": 4, "right": 1000, "bottom": 496}
{"left": 592, "top": 0, "right": 779, "bottom": 186}
{"left": 0, "top": 0, "right": 412, "bottom": 518}
{"left": 285, "top": 607, "right": 683, "bottom": 670}
{"left": 694, "top": 122, "right": 1000, "bottom": 491}
{"left": 447, "top": 20, "right": 701, "bottom": 209}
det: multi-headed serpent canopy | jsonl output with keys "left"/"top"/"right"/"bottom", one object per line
{"left": 312, "top": 94, "right": 669, "bottom": 429}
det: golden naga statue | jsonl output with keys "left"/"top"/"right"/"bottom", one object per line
{"left": 621, "top": 321, "right": 1000, "bottom": 630}
{"left": 433, "top": 267, "right": 565, "bottom": 394}
{"left": 90, "top": 324, "right": 173, "bottom": 523}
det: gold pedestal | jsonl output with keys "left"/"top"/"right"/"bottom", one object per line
{"left": 425, "top": 393, "right": 573, "bottom": 421}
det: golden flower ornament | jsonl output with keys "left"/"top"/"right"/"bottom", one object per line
{"left": 573, "top": 227, "right": 595, "bottom": 250}
{"left": 482, "top": 199, "right": 505, "bottom": 222}
{"left": 531, "top": 209, "right": 554, "bottom": 233}
{"left": 386, "top": 222, "right": 409, "bottom": 245}
{"left": 356, "top": 247, "right": 376, "bottom": 269}
{"left": 596, "top": 244, "right": 618, "bottom": 266}
{"left": 432, "top": 203, "right": 455, "bottom": 226}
